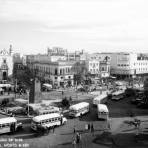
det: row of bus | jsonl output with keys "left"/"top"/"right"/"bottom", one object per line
{"left": 0, "top": 100, "right": 109, "bottom": 135}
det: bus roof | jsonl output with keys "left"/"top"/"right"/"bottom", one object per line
{"left": 69, "top": 102, "right": 89, "bottom": 111}
{"left": 94, "top": 94, "right": 107, "bottom": 101}
{"left": 38, "top": 107, "right": 59, "bottom": 113}
{"left": 97, "top": 104, "right": 109, "bottom": 112}
{"left": 0, "top": 117, "right": 17, "bottom": 124}
{"left": 32, "top": 113, "right": 61, "bottom": 122}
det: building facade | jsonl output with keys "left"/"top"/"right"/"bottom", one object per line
{"left": 110, "top": 52, "right": 148, "bottom": 78}
{"left": 87, "top": 53, "right": 110, "bottom": 78}
{"left": 0, "top": 45, "right": 13, "bottom": 81}
{"left": 33, "top": 61, "right": 75, "bottom": 87}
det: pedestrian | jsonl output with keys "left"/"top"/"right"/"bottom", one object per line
{"left": 72, "top": 137, "right": 76, "bottom": 148}
{"left": 76, "top": 132, "right": 80, "bottom": 143}
{"left": 85, "top": 123, "right": 88, "bottom": 132}
{"left": 53, "top": 126, "right": 55, "bottom": 133}
{"left": 91, "top": 123, "right": 94, "bottom": 136}
{"left": 88, "top": 123, "right": 90, "bottom": 132}
{"left": 107, "top": 120, "right": 111, "bottom": 130}
{"left": 73, "top": 125, "right": 76, "bottom": 134}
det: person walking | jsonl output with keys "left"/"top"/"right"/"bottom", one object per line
{"left": 85, "top": 123, "right": 88, "bottom": 132}
{"left": 91, "top": 123, "right": 94, "bottom": 136}
{"left": 53, "top": 126, "right": 55, "bottom": 133}
{"left": 73, "top": 125, "right": 76, "bottom": 134}
{"left": 72, "top": 136, "right": 76, "bottom": 148}
{"left": 76, "top": 132, "right": 80, "bottom": 144}
{"left": 88, "top": 123, "right": 90, "bottom": 132}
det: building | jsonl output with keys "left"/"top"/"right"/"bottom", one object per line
{"left": 0, "top": 45, "right": 13, "bottom": 81}
{"left": 86, "top": 53, "right": 110, "bottom": 78}
{"left": 33, "top": 61, "right": 75, "bottom": 87}
{"left": 110, "top": 52, "right": 148, "bottom": 79}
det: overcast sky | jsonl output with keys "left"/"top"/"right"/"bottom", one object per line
{"left": 0, "top": 0, "right": 148, "bottom": 54}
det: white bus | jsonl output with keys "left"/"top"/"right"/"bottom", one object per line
{"left": 93, "top": 94, "right": 108, "bottom": 105}
{"left": 31, "top": 113, "right": 67, "bottom": 131}
{"left": 69, "top": 102, "right": 89, "bottom": 117}
{"left": 97, "top": 104, "right": 109, "bottom": 120}
{"left": 0, "top": 117, "right": 22, "bottom": 134}
{"left": 36, "top": 106, "right": 60, "bottom": 116}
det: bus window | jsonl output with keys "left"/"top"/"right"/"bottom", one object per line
{"left": 2, "top": 124, "right": 5, "bottom": 128}
{"left": 45, "top": 120, "right": 49, "bottom": 123}
{"left": 5, "top": 123, "right": 9, "bottom": 127}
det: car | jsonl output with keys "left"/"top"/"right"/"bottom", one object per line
{"left": 131, "top": 98, "right": 143, "bottom": 105}
{"left": 137, "top": 102, "right": 148, "bottom": 109}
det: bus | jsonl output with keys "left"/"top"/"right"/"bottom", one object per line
{"left": 93, "top": 94, "right": 108, "bottom": 105}
{"left": 69, "top": 102, "right": 89, "bottom": 117}
{"left": 0, "top": 117, "right": 22, "bottom": 134}
{"left": 97, "top": 104, "right": 109, "bottom": 120}
{"left": 37, "top": 107, "right": 60, "bottom": 115}
{"left": 31, "top": 113, "right": 67, "bottom": 131}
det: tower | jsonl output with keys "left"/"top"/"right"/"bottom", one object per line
{"left": 9, "top": 45, "right": 12, "bottom": 55}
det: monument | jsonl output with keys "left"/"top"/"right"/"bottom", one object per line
{"left": 29, "top": 78, "right": 42, "bottom": 103}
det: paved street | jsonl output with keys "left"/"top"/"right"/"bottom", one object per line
{"left": 1, "top": 92, "right": 148, "bottom": 148}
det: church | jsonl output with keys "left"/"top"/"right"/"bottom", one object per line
{"left": 0, "top": 45, "right": 13, "bottom": 81}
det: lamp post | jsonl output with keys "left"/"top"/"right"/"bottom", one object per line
{"left": 26, "top": 90, "right": 30, "bottom": 117}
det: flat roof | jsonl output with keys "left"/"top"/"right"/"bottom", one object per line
{"left": 97, "top": 104, "right": 109, "bottom": 112}
{"left": 0, "top": 117, "right": 17, "bottom": 124}
{"left": 32, "top": 113, "right": 61, "bottom": 122}
{"left": 94, "top": 94, "right": 107, "bottom": 101}
{"left": 69, "top": 102, "right": 89, "bottom": 111}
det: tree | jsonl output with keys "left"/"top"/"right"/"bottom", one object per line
{"left": 71, "top": 61, "right": 88, "bottom": 85}
{"left": 13, "top": 64, "right": 34, "bottom": 88}
{"left": 61, "top": 97, "right": 70, "bottom": 107}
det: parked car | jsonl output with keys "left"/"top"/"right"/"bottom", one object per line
{"left": 111, "top": 95, "right": 124, "bottom": 101}
{"left": 137, "top": 102, "right": 148, "bottom": 109}
{"left": 131, "top": 98, "right": 143, "bottom": 105}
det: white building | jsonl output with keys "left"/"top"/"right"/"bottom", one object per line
{"left": 0, "top": 45, "right": 13, "bottom": 81}
{"left": 110, "top": 52, "right": 148, "bottom": 78}
{"left": 87, "top": 53, "right": 110, "bottom": 78}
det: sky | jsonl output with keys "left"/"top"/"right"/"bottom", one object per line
{"left": 0, "top": 0, "right": 148, "bottom": 54}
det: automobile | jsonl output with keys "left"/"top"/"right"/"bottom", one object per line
{"left": 131, "top": 98, "right": 143, "bottom": 105}
{"left": 137, "top": 102, "right": 148, "bottom": 109}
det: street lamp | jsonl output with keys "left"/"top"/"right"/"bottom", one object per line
{"left": 26, "top": 90, "right": 30, "bottom": 117}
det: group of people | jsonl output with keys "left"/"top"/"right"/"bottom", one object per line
{"left": 72, "top": 123, "right": 95, "bottom": 147}
{"left": 72, "top": 132, "right": 81, "bottom": 145}
{"left": 85, "top": 123, "right": 94, "bottom": 135}
{"left": 36, "top": 125, "right": 55, "bottom": 136}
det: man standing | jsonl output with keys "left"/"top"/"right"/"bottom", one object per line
{"left": 91, "top": 123, "right": 94, "bottom": 136}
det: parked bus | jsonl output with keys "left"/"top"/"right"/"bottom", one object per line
{"left": 31, "top": 113, "right": 67, "bottom": 131}
{"left": 97, "top": 104, "right": 109, "bottom": 120}
{"left": 0, "top": 117, "right": 22, "bottom": 134}
{"left": 37, "top": 107, "right": 60, "bottom": 115}
{"left": 69, "top": 102, "right": 89, "bottom": 117}
{"left": 93, "top": 94, "right": 108, "bottom": 105}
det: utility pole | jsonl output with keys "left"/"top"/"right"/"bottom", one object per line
{"left": 27, "top": 90, "right": 30, "bottom": 117}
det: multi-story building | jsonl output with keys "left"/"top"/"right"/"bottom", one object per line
{"left": 0, "top": 45, "right": 13, "bottom": 81}
{"left": 110, "top": 52, "right": 148, "bottom": 78}
{"left": 86, "top": 53, "right": 110, "bottom": 78}
{"left": 31, "top": 60, "right": 75, "bottom": 87}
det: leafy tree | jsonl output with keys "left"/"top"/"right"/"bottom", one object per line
{"left": 71, "top": 61, "right": 88, "bottom": 85}
{"left": 13, "top": 64, "right": 35, "bottom": 88}
{"left": 61, "top": 97, "right": 70, "bottom": 107}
